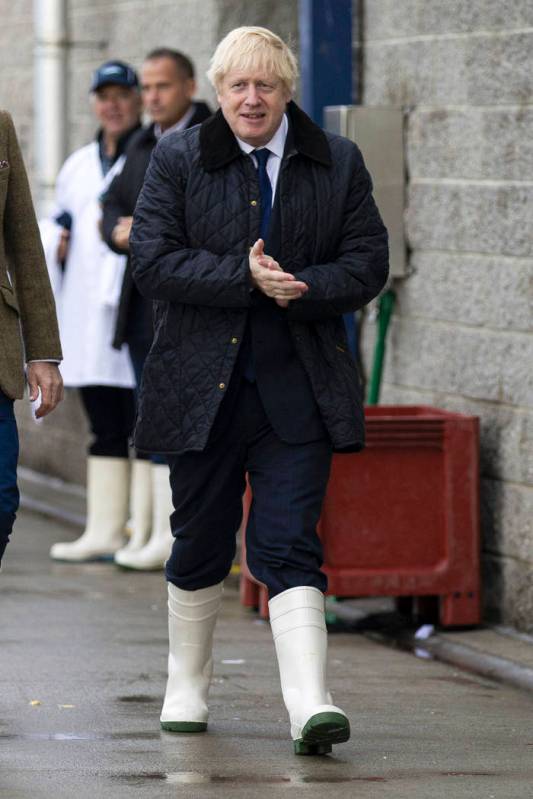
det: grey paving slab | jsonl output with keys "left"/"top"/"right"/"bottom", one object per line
{"left": 1, "top": 510, "right": 532, "bottom": 799}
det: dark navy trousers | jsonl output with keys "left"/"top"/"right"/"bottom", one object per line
{"left": 78, "top": 385, "right": 135, "bottom": 458}
{"left": 0, "top": 389, "right": 19, "bottom": 565}
{"left": 166, "top": 379, "right": 331, "bottom": 598}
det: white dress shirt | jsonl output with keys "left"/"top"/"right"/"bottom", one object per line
{"left": 154, "top": 104, "right": 196, "bottom": 140}
{"left": 235, "top": 113, "right": 288, "bottom": 206}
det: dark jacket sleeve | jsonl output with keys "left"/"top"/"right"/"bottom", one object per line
{"left": 287, "top": 145, "right": 389, "bottom": 322}
{"left": 101, "top": 171, "right": 128, "bottom": 255}
{"left": 130, "top": 140, "right": 252, "bottom": 308}
{"left": 3, "top": 112, "right": 62, "bottom": 361}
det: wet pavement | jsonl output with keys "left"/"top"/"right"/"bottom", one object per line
{"left": 1, "top": 509, "right": 533, "bottom": 799}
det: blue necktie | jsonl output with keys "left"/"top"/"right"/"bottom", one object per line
{"left": 254, "top": 148, "right": 272, "bottom": 240}
{"left": 242, "top": 148, "right": 272, "bottom": 383}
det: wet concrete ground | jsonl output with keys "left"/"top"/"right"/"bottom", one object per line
{"left": 1, "top": 510, "right": 533, "bottom": 799}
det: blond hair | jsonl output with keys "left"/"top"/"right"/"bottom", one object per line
{"left": 207, "top": 26, "right": 298, "bottom": 93}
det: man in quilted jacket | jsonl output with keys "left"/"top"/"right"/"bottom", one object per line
{"left": 130, "top": 26, "right": 389, "bottom": 756}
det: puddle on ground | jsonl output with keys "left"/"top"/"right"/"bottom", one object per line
{"left": 113, "top": 772, "right": 387, "bottom": 785}
{"left": 114, "top": 773, "right": 290, "bottom": 785}
{"left": 302, "top": 776, "right": 387, "bottom": 783}
{"left": 428, "top": 675, "right": 497, "bottom": 689}
{"left": 110, "top": 767, "right": 531, "bottom": 786}
{"left": 230, "top": 731, "right": 281, "bottom": 742}
{"left": 441, "top": 771, "right": 503, "bottom": 777}
{"left": 117, "top": 639, "right": 168, "bottom": 647}
{"left": 0, "top": 731, "right": 160, "bottom": 742}
{"left": 0, "top": 587, "right": 85, "bottom": 598}
{"left": 116, "top": 695, "right": 157, "bottom": 704}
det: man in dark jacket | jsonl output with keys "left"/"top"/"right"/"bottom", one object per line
{"left": 130, "top": 27, "right": 388, "bottom": 756}
{"left": 102, "top": 48, "right": 211, "bottom": 572}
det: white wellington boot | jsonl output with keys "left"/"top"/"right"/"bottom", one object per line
{"left": 269, "top": 586, "right": 350, "bottom": 755}
{"left": 114, "top": 459, "right": 153, "bottom": 563}
{"left": 160, "top": 581, "right": 224, "bottom": 732}
{"left": 115, "top": 463, "right": 173, "bottom": 570}
{"left": 50, "top": 456, "right": 130, "bottom": 562}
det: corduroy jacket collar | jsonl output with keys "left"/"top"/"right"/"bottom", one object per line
{"left": 199, "top": 100, "right": 332, "bottom": 172}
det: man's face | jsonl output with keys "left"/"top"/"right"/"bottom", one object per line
{"left": 92, "top": 85, "right": 141, "bottom": 137}
{"left": 217, "top": 67, "right": 291, "bottom": 147}
{"left": 141, "top": 57, "right": 196, "bottom": 130}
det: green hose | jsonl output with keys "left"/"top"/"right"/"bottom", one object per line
{"left": 326, "top": 290, "right": 396, "bottom": 625}
{"left": 367, "top": 289, "right": 396, "bottom": 405}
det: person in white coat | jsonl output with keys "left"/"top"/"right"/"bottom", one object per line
{"left": 41, "top": 61, "right": 143, "bottom": 562}
{"left": 102, "top": 49, "right": 212, "bottom": 572}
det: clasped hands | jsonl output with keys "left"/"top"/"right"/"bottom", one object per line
{"left": 249, "top": 239, "right": 308, "bottom": 308}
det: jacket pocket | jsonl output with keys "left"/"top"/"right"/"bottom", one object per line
{"left": 0, "top": 283, "right": 20, "bottom": 314}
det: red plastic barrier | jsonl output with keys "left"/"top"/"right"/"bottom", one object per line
{"left": 240, "top": 406, "right": 481, "bottom": 628}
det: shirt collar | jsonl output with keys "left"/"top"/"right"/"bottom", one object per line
{"left": 154, "top": 104, "right": 196, "bottom": 140}
{"left": 96, "top": 123, "right": 141, "bottom": 175}
{"left": 235, "top": 113, "right": 288, "bottom": 159}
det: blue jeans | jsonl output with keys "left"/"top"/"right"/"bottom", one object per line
{"left": 0, "top": 389, "right": 19, "bottom": 564}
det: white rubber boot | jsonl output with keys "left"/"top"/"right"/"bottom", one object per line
{"left": 114, "top": 459, "right": 153, "bottom": 563}
{"left": 269, "top": 586, "right": 350, "bottom": 755}
{"left": 50, "top": 456, "right": 130, "bottom": 562}
{"left": 114, "top": 463, "right": 173, "bottom": 570}
{"left": 160, "top": 581, "right": 224, "bottom": 732}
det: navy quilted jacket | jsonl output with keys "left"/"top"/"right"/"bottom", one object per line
{"left": 130, "top": 102, "right": 389, "bottom": 454}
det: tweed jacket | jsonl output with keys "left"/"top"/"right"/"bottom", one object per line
{"left": 0, "top": 111, "right": 62, "bottom": 399}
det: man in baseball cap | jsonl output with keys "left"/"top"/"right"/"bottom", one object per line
{"left": 90, "top": 60, "right": 139, "bottom": 93}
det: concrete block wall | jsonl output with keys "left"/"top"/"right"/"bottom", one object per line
{"left": 0, "top": 0, "right": 34, "bottom": 167}
{"left": 359, "top": 0, "right": 533, "bottom": 631}
{"left": 67, "top": 0, "right": 298, "bottom": 152}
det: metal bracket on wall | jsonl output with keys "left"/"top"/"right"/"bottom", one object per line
{"left": 324, "top": 105, "right": 407, "bottom": 279}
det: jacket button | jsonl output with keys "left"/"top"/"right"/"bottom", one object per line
{"left": 231, "top": 337, "right": 238, "bottom": 344}
{"left": 219, "top": 382, "right": 226, "bottom": 390}
{"left": 250, "top": 199, "right": 258, "bottom": 206}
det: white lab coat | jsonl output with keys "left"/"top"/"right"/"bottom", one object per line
{"left": 40, "top": 142, "right": 135, "bottom": 388}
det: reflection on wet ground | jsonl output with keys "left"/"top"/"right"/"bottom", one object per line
{"left": 116, "top": 695, "right": 157, "bottom": 703}
{"left": 111, "top": 769, "right": 531, "bottom": 786}
{"left": 0, "top": 731, "right": 160, "bottom": 741}
{"left": 117, "top": 639, "right": 168, "bottom": 647}
{"left": 0, "top": 587, "right": 86, "bottom": 598}
{"left": 112, "top": 772, "right": 389, "bottom": 785}
{"left": 426, "top": 675, "right": 498, "bottom": 689}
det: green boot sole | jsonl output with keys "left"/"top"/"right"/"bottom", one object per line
{"left": 51, "top": 554, "right": 116, "bottom": 563}
{"left": 160, "top": 721, "right": 207, "bottom": 733}
{"left": 294, "top": 711, "right": 350, "bottom": 756}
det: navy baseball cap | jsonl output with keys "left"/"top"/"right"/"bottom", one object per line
{"left": 90, "top": 60, "right": 139, "bottom": 92}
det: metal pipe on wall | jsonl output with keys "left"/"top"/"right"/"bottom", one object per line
{"left": 33, "top": 0, "right": 67, "bottom": 215}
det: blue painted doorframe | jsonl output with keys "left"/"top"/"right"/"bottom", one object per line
{"left": 298, "top": 0, "right": 353, "bottom": 125}
{"left": 298, "top": 0, "right": 358, "bottom": 356}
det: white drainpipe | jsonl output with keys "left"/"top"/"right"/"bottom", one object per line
{"left": 33, "top": 0, "right": 67, "bottom": 215}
